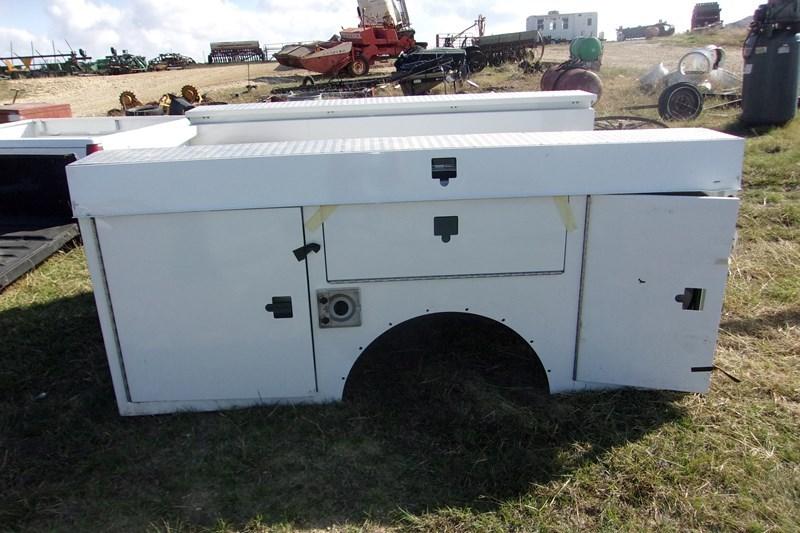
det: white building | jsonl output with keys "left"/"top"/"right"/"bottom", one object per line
{"left": 526, "top": 11, "right": 598, "bottom": 41}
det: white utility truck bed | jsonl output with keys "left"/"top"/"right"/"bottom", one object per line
{"left": 66, "top": 93, "right": 744, "bottom": 416}
{"left": 0, "top": 116, "right": 196, "bottom": 290}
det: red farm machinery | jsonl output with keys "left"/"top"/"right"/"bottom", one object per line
{"left": 274, "top": 0, "right": 417, "bottom": 77}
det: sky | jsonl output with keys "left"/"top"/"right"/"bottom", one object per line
{"left": 0, "top": 0, "right": 758, "bottom": 62}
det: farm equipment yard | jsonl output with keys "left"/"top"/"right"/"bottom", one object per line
{"left": 0, "top": 37, "right": 743, "bottom": 117}
{"left": 1, "top": 22, "right": 799, "bottom": 533}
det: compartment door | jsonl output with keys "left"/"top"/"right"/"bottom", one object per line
{"left": 576, "top": 195, "right": 739, "bottom": 392}
{"left": 96, "top": 208, "right": 316, "bottom": 403}
{"left": 323, "top": 197, "right": 568, "bottom": 281}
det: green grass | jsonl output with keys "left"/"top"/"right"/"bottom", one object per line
{"left": 661, "top": 27, "right": 750, "bottom": 49}
{"left": 2, "top": 60, "right": 800, "bottom": 531}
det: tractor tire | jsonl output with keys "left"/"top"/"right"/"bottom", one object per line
{"left": 467, "top": 50, "right": 487, "bottom": 73}
{"left": 348, "top": 57, "right": 370, "bottom": 77}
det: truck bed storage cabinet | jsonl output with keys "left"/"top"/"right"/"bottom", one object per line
{"left": 93, "top": 208, "right": 316, "bottom": 403}
{"left": 68, "top": 126, "right": 745, "bottom": 416}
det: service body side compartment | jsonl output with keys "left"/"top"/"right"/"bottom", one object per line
{"left": 306, "top": 197, "right": 589, "bottom": 400}
{"left": 575, "top": 195, "right": 740, "bottom": 392}
{"left": 94, "top": 208, "right": 317, "bottom": 404}
{"left": 323, "top": 197, "right": 568, "bottom": 281}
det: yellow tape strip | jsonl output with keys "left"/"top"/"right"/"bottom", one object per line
{"left": 305, "top": 205, "right": 338, "bottom": 232}
{"left": 553, "top": 197, "right": 577, "bottom": 232}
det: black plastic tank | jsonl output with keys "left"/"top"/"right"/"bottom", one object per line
{"left": 742, "top": 26, "right": 800, "bottom": 124}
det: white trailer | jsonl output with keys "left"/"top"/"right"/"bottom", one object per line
{"left": 66, "top": 93, "right": 744, "bottom": 416}
{"left": 527, "top": 11, "right": 598, "bottom": 41}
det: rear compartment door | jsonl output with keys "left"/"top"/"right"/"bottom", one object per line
{"left": 575, "top": 195, "right": 739, "bottom": 393}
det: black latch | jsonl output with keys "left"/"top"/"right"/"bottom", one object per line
{"left": 434, "top": 216, "right": 459, "bottom": 243}
{"left": 293, "top": 243, "right": 321, "bottom": 262}
{"left": 675, "top": 288, "right": 706, "bottom": 311}
{"left": 265, "top": 296, "right": 293, "bottom": 319}
{"left": 432, "top": 157, "right": 457, "bottom": 186}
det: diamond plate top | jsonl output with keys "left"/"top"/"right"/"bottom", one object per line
{"left": 67, "top": 127, "right": 743, "bottom": 217}
{"left": 73, "top": 128, "right": 738, "bottom": 166}
{"left": 184, "top": 91, "right": 597, "bottom": 124}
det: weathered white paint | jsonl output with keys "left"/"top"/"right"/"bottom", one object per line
{"left": 66, "top": 93, "right": 744, "bottom": 416}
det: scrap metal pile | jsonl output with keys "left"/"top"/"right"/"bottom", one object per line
{"left": 108, "top": 85, "right": 215, "bottom": 116}
{"left": 266, "top": 75, "right": 392, "bottom": 101}
{"left": 391, "top": 47, "right": 468, "bottom": 95}
{"left": 616, "top": 21, "right": 676, "bottom": 41}
{"left": 637, "top": 45, "right": 741, "bottom": 121}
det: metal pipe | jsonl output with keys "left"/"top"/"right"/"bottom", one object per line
{"left": 396, "top": 0, "right": 411, "bottom": 28}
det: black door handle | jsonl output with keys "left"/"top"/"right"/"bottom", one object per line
{"left": 293, "top": 243, "right": 321, "bottom": 262}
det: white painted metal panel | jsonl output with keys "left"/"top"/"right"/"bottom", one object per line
{"left": 185, "top": 91, "right": 596, "bottom": 124}
{"left": 308, "top": 197, "right": 590, "bottom": 402}
{"left": 576, "top": 195, "right": 740, "bottom": 393}
{"left": 96, "top": 208, "right": 316, "bottom": 403}
{"left": 189, "top": 109, "right": 595, "bottom": 145}
{"left": 0, "top": 116, "right": 194, "bottom": 154}
{"left": 323, "top": 198, "right": 568, "bottom": 281}
{"left": 67, "top": 129, "right": 744, "bottom": 217}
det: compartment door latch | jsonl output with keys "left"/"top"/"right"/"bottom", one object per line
{"left": 265, "top": 296, "right": 293, "bottom": 319}
{"left": 434, "top": 216, "right": 459, "bottom": 243}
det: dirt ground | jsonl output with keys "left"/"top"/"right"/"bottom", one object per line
{"left": 4, "top": 36, "right": 745, "bottom": 117}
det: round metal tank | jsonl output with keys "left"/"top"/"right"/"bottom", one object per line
{"left": 569, "top": 37, "right": 603, "bottom": 62}
{"left": 541, "top": 67, "right": 603, "bottom": 102}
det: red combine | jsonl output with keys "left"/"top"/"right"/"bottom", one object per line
{"left": 274, "top": 0, "right": 417, "bottom": 77}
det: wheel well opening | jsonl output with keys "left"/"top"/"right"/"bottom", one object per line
{"left": 343, "top": 313, "right": 549, "bottom": 405}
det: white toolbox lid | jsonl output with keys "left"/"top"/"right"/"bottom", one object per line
{"left": 185, "top": 91, "right": 597, "bottom": 124}
{"left": 68, "top": 128, "right": 744, "bottom": 217}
